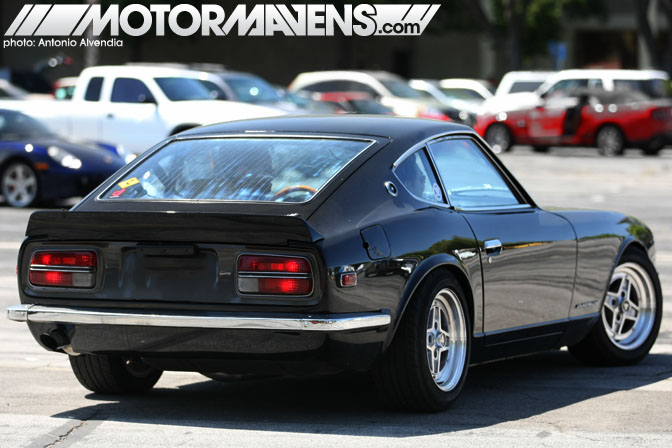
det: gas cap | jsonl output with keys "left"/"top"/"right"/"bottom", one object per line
{"left": 360, "top": 225, "right": 391, "bottom": 260}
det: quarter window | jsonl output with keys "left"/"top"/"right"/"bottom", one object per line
{"left": 84, "top": 77, "right": 103, "bottom": 101}
{"left": 395, "top": 149, "right": 444, "bottom": 203}
{"left": 428, "top": 139, "right": 520, "bottom": 209}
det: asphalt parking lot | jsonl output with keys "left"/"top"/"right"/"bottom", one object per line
{"left": 0, "top": 147, "right": 671, "bottom": 447}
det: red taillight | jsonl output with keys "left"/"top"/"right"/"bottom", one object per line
{"left": 238, "top": 255, "right": 310, "bottom": 274}
{"left": 257, "top": 278, "right": 313, "bottom": 294}
{"left": 29, "top": 250, "right": 97, "bottom": 288}
{"left": 339, "top": 272, "right": 357, "bottom": 287}
{"left": 237, "top": 254, "right": 313, "bottom": 295}
{"left": 31, "top": 251, "right": 97, "bottom": 267}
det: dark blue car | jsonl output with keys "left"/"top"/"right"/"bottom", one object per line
{"left": 0, "top": 109, "right": 125, "bottom": 207}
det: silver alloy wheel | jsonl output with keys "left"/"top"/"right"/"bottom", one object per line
{"left": 1, "top": 163, "right": 38, "bottom": 208}
{"left": 602, "top": 262, "right": 656, "bottom": 351}
{"left": 485, "top": 124, "right": 511, "bottom": 153}
{"left": 597, "top": 126, "right": 624, "bottom": 156}
{"left": 426, "top": 288, "right": 467, "bottom": 391}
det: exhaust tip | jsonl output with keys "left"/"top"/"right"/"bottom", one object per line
{"left": 40, "top": 329, "right": 69, "bottom": 351}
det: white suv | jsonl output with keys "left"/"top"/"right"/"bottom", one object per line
{"left": 485, "top": 69, "right": 669, "bottom": 113}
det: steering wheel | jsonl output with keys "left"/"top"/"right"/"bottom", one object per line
{"left": 273, "top": 185, "right": 317, "bottom": 200}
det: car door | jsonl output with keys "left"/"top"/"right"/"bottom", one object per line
{"left": 527, "top": 95, "right": 575, "bottom": 139}
{"left": 532, "top": 79, "right": 605, "bottom": 138}
{"left": 102, "top": 77, "right": 167, "bottom": 154}
{"left": 427, "top": 137, "right": 577, "bottom": 335}
{"left": 70, "top": 76, "right": 107, "bottom": 141}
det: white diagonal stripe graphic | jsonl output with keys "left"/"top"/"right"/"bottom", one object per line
{"left": 5, "top": 4, "right": 33, "bottom": 36}
{"left": 403, "top": 4, "right": 424, "bottom": 22}
{"left": 401, "top": 4, "right": 440, "bottom": 32}
{"left": 34, "top": 4, "right": 90, "bottom": 36}
{"left": 15, "top": 4, "right": 51, "bottom": 36}
{"left": 371, "top": 4, "right": 441, "bottom": 36}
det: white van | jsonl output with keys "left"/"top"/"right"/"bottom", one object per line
{"left": 537, "top": 69, "right": 669, "bottom": 98}
{"left": 485, "top": 69, "right": 669, "bottom": 113}
{"left": 495, "top": 71, "right": 555, "bottom": 96}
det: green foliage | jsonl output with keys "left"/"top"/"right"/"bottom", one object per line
{"left": 490, "top": 0, "right": 606, "bottom": 59}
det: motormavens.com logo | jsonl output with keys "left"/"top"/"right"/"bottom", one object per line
{"left": 4, "top": 3, "right": 440, "bottom": 48}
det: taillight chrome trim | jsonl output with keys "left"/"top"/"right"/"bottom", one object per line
{"left": 29, "top": 265, "right": 95, "bottom": 273}
{"left": 237, "top": 273, "right": 311, "bottom": 278}
{"left": 236, "top": 253, "right": 315, "bottom": 297}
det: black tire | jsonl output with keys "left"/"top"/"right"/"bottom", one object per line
{"left": 596, "top": 125, "right": 626, "bottom": 156}
{"left": 643, "top": 138, "right": 664, "bottom": 156}
{"left": 69, "top": 354, "right": 162, "bottom": 394}
{"left": 569, "top": 249, "right": 662, "bottom": 365}
{"left": 532, "top": 146, "right": 550, "bottom": 153}
{"left": 1, "top": 161, "right": 39, "bottom": 208}
{"left": 484, "top": 123, "right": 513, "bottom": 153}
{"left": 374, "top": 271, "right": 471, "bottom": 412}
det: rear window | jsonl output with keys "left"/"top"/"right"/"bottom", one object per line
{"left": 102, "top": 138, "right": 370, "bottom": 202}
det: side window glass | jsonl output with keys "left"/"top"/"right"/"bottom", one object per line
{"left": 111, "top": 78, "right": 155, "bottom": 103}
{"left": 346, "top": 81, "right": 377, "bottom": 95}
{"left": 428, "top": 139, "right": 520, "bottom": 209}
{"left": 84, "top": 77, "right": 103, "bottom": 102}
{"left": 302, "top": 81, "right": 347, "bottom": 92}
{"left": 588, "top": 79, "right": 603, "bottom": 89}
{"left": 395, "top": 149, "right": 444, "bottom": 203}
{"left": 546, "top": 79, "right": 589, "bottom": 97}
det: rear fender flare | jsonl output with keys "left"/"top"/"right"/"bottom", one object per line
{"left": 384, "top": 253, "right": 475, "bottom": 350}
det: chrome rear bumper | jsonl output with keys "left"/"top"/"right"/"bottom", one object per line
{"left": 6, "top": 304, "right": 390, "bottom": 332}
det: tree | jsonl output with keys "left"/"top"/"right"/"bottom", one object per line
{"left": 638, "top": 0, "right": 672, "bottom": 75}
{"left": 635, "top": 0, "right": 662, "bottom": 69}
{"left": 462, "top": 0, "right": 605, "bottom": 74}
{"left": 661, "top": 0, "right": 672, "bottom": 75}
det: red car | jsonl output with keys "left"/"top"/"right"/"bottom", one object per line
{"left": 475, "top": 89, "right": 672, "bottom": 156}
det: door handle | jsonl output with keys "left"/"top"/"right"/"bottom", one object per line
{"left": 484, "top": 239, "right": 502, "bottom": 258}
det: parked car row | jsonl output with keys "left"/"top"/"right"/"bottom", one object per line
{"left": 475, "top": 88, "right": 672, "bottom": 156}
{"left": 0, "top": 65, "right": 669, "bottom": 208}
{"left": 477, "top": 70, "right": 672, "bottom": 156}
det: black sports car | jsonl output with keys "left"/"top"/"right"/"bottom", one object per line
{"left": 7, "top": 116, "right": 662, "bottom": 411}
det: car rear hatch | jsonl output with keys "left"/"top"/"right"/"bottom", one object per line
{"left": 19, "top": 211, "right": 324, "bottom": 308}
